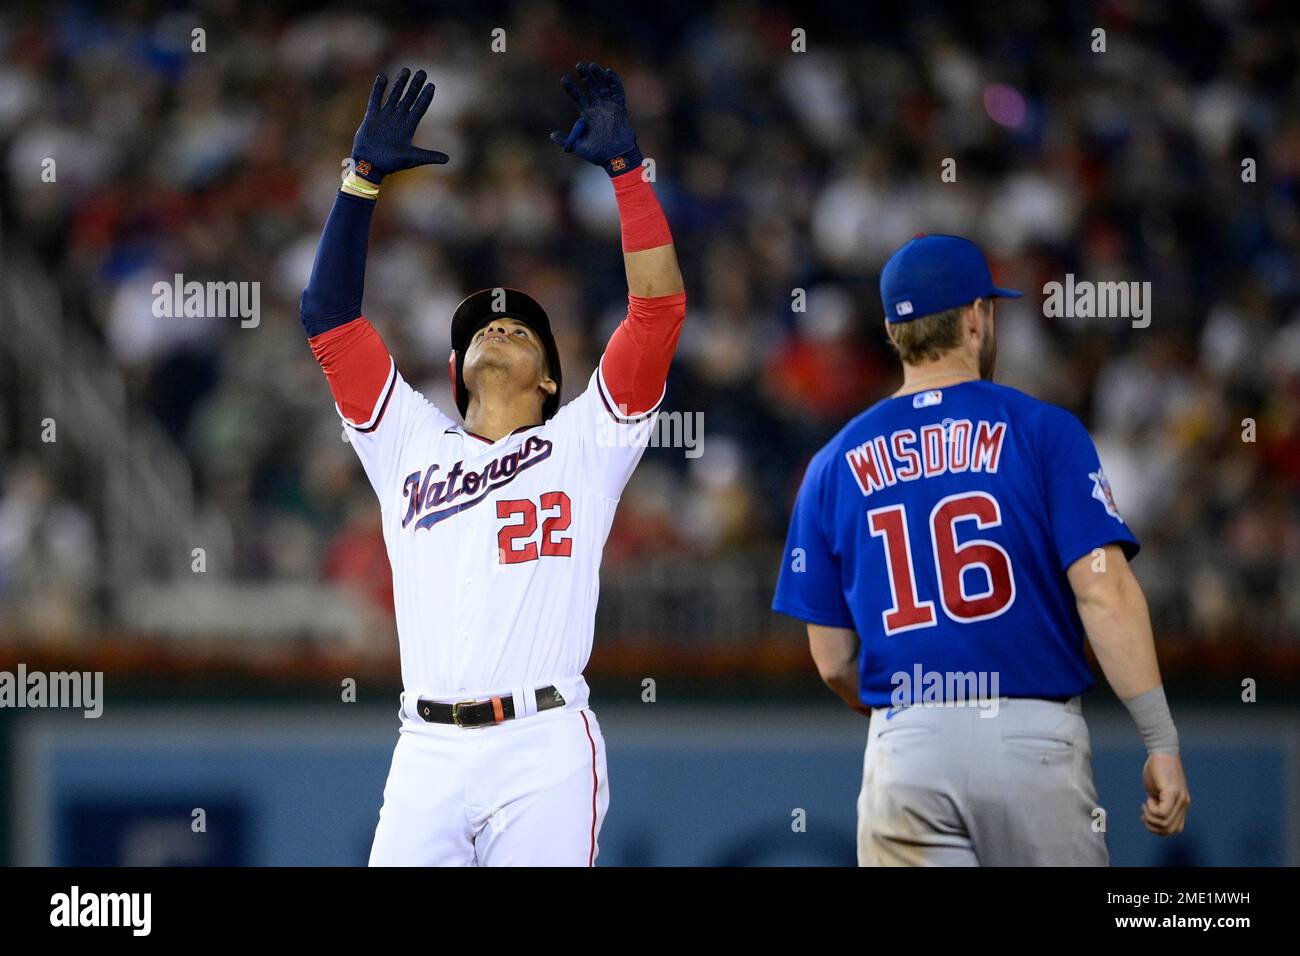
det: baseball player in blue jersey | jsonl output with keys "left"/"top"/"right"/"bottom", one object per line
{"left": 773, "top": 234, "right": 1191, "bottom": 866}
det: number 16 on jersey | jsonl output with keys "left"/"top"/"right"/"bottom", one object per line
{"left": 868, "top": 491, "right": 1016, "bottom": 635}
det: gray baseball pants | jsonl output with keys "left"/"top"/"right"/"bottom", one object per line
{"left": 857, "top": 695, "right": 1108, "bottom": 866}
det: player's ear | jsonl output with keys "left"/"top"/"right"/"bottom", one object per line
{"left": 539, "top": 375, "right": 558, "bottom": 398}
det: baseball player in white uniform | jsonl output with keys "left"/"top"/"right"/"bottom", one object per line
{"left": 300, "top": 63, "right": 685, "bottom": 865}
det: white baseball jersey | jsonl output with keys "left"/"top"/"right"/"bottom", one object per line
{"left": 341, "top": 353, "right": 660, "bottom": 702}
{"left": 311, "top": 292, "right": 684, "bottom": 865}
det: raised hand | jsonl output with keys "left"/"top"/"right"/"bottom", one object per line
{"left": 549, "top": 62, "right": 640, "bottom": 175}
{"left": 352, "top": 68, "right": 449, "bottom": 183}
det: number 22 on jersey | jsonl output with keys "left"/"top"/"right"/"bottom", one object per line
{"left": 497, "top": 491, "right": 573, "bottom": 565}
{"left": 867, "top": 491, "right": 1016, "bottom": 635}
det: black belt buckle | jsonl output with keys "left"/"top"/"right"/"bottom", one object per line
{"left": 451, "top": 698, "right": 482, "bottom": 728}
{"left": 417, "top": 686, "right": 564, "bottom": 727}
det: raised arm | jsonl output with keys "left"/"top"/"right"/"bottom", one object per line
{"left": 551, "top": 63, "right": 686, "bottom": 418}
{"left": 301, "top": 69, "right": 448, "bottom": 425}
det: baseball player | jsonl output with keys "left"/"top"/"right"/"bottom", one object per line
{"left": 300, "top": 64, "right": 685, "bottom": 865}
{"left": 773, "top": 235, "right": 1191, "bottom": 866}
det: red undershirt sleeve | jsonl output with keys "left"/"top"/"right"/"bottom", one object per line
{"left": 599, "top": 291, "right": 687, "bottom": 419}
{"left": 308, "top": 316, "right": 396, "bottom": 431}
{"left": 599, "top": 171, "right": 685, "bottom": 418}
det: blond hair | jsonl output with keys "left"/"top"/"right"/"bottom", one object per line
{"left": 885, "top": 306, "right": 966, "bottom": 365}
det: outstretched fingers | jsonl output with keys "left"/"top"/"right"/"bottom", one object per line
{"left": 580, "top": 62, "right": 607, "bottom": 98}
{"left": 411, "top": 80, "right": 436, "bottom": 123}
{"left": 560, "top": 73, "right": 589, "bottom": 109}
{"left": 367, "top": 74, "right": 388, "bottom": 114}
{"left": 602, "top": 66, "right": 626, "bottom": 106}
{"left": 552, "top": 62, "right": 630, "bottom": 159}
{"left": 569, "top": 62, "right": 624, "bottom": 108}
{"left": 406, "top": 146, "right": 450, "bottom": 167}
{"left": 563, "top": 118, "right": 587, "bottom": 151}
{"left": 399, "top": 69, "right": 427, "bottom": 112}
{"left": 386, "top": 67, "right": 411, "bottom": 110}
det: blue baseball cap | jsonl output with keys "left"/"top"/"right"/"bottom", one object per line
{"left": 881, "top": 234, "right": 1022, "bottom": 323}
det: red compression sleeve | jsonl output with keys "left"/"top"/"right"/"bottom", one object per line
{"left": 613, "top": 173, "right": 673, "bottom": 252}
{"left": 600, "top": 292, "right": 687, "bottom": 417}
{"left": 309, "top": 316, "right": 395, "bottom": 429}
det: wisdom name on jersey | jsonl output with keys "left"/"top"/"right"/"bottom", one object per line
{"left": 846, "top": 419, "right": 1007, "bottom": 496}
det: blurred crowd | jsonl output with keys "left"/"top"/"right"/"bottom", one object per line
{"left": 2, "top": 0, "right": 1300, "bottom": 649}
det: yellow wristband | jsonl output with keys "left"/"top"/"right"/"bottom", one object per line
{"left": 342, "top": 171, "right": 380, "bottom": 198}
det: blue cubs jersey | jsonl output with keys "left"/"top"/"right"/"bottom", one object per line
{"left": 772, "top": 380, "right": 1139, "bottom": 706}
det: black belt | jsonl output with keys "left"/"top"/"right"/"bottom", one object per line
{"left": 416, "top": 685, "right": 566, "bottom": 728}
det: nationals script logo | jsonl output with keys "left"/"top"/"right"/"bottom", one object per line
{"left": 402, "top": 435, "right": 553, "bottom": 530}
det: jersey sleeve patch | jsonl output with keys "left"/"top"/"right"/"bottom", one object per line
{"left": 1088, "top": 466, "right": 1123, "bottom": 521}
{"left": 1042, "top": 410, "right": 1141, "bottom": 569}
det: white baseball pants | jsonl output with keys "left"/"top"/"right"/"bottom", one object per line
{"left": 368, "top": 701, "right": 609, "bottom": 867}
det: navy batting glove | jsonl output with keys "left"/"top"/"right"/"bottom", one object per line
{"left": 549, "top": 63, "right": 642, "bottom": 177}
{"left": 351, "top": 68, "right": 449, "bottom": 184}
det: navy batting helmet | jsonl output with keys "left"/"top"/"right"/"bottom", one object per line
{"left": 448, "top": 288, "right": 562, "bottom": 421}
